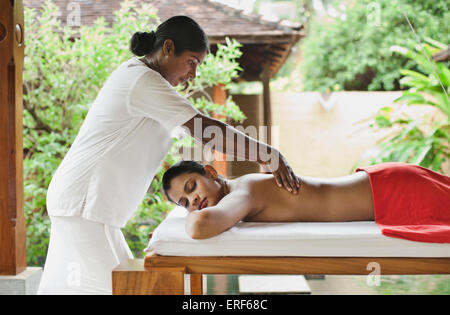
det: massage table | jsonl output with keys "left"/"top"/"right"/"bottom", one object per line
{"left": 112, "top": 206, "right": 450, "bottom": 295}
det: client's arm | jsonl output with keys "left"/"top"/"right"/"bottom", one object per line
{"left": 185, "top": 191, "right": 255, "bottom": 239}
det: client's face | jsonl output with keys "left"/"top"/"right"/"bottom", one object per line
{"left": 167, "top": 170, "right": 223, "bottom": 212}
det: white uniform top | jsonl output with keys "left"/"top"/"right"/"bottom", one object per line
{"left": 46, "top": 57, "right": 200, "bottom": 227}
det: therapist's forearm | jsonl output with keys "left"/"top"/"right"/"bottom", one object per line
{"left": 201, "top": 115, "right": 275, "bottom": 164}
{"left": 184, "top": 114, "right": 300, "bottom": 193}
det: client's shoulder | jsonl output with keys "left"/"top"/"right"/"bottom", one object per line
{"left": 231, "top": 173, "right": 274, "bottom": 195}
{"left": 234, "top": 173, "right": 273, "bottom": 184}
{"left": 226, "top": 173, "right": 272, "bottom": 214}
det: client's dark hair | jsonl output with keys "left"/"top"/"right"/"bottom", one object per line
{"left": 162, "top": 160, "right": 206, "bottom": 202}
{"left": 130, "top": 15, "right": 209, "bottom": 57}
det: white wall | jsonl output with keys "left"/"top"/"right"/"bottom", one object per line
{"left": 270, "top": 91, "right": 449, "bottom": 177}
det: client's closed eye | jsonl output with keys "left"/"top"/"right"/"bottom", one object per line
{"left": 182, "top": 181, "right": 197, "bottom": 208}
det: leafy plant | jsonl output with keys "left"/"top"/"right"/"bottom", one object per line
{"left": 365, "top": 38, "right": 449, "bottom": 171}
{"left": 300, "top": 0, "right": 449, "bottom": 92}
{"left": 391, "top": 39, "right": 450, "bottom": 117}
{"left": 24, "top": 0, "right": 245, "bottom": 264}
{"left": 374, "top": 275, "right": 450, "bottom": 295}
{"left": 182, "top": 37, "right": 246, "bottom": 122}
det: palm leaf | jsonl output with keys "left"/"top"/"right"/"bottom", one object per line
{"left": 410, "top": 144, "right": 432, "bottom": 165}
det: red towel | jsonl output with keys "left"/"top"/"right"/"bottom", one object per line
{"left": 356, "top": 162, "right": 450, "bottom": 243}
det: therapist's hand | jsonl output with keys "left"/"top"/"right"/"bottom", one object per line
{"left": 183, "top": 114, "right": 301, "bottom": 193}
{"left": 261, "top": 150, "right": 301, "bottom": 194}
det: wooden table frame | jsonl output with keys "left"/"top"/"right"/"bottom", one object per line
{"left": 112, "top": 252, "right": 450, "bottom": 295}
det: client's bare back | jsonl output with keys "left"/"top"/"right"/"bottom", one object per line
{"left": 232, "top": 171, "right": 375, "bottom": 222}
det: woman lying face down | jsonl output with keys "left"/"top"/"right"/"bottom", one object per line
{"left": 162, "top": 160, "right": 375, "bottom": 239}
{"left": 163, "top": 160, "right": 450, "bottom": 243}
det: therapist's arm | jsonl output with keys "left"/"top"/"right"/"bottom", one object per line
{"left": 183, "top": 113, "right": 300, "bottom": 194}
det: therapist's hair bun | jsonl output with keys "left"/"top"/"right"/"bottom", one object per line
{"left": 129, "top": 16, "right": 209, "bottom": 57}
{"left": 130, "top": 31, "right": 156, "bottom": 56}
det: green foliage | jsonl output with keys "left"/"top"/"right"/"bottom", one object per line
{"left": 367, "top": 39, "right": 449, "bottom": 171}
{"left": 182, "top": 37, "right": 246, "bottom": 123}
{"left": 189, "top": 37, "right": 244, "bottom": 90}
{"left": 24, "top": 0, "right": 245, "bottom": 264}
{"left": 300, "top": 0, "right": 449, "bottom": 92}
{"left": 391, "top": 39, "right": 450, "bottom": 117}
{"left": 374, "top": 275, "right": 450, "bottom": 295}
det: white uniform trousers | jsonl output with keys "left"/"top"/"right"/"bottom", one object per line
{"left": 37, "top": 216, "right": 133, "bottom": 295}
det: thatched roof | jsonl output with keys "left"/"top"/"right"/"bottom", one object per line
{"left": 24, "top": 0, "right": 304, "bottom": 81}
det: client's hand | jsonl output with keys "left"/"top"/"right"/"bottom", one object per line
{"left": 261, "top": 150, "right": 301, "bottom": 194}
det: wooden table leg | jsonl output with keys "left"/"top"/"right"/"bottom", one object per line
{"left": 112, "top": 259, "right": 185, "bottom": 295}
{"left": 190, "top": 274, "right": 203, "bottom": 295}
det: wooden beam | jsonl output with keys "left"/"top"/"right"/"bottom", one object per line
{"left": 110, "top": 255, "right": 450, "bottom": 295}
{"left": 264, "top": 50, "right": 284, "bottom": 59}
{"left": 112, "top": 259, "right": 185, "bottom": 295}
{"left": 261, "top": 66, "right": 271, "bottom": 145}
{"left": 208, "top": 34, "right": 301, "bottom": 45}
{"left": 0, "top": 0, "right": 26, "bottom": 276}
{"left": 212, "top": 84, "right": 228, "bottom": 177}
{"left": 267, "top": 42, "right": 298, "bottom": 78}
{"left": 190, "top": 274, "right": 203, "bottom": 295}
{"left": 269, "top": 44, "right": 289, "bottom": 52}
{"left": 145, "top": 255, "right": 450, "bottom": 276}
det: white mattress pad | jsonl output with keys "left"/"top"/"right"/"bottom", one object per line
{"left": 145, "top": 207, "right": 450, "bottom": 257}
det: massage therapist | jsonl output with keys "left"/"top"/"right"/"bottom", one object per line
{"left": 37, "top": 16, "right": 299, "bottom": 295}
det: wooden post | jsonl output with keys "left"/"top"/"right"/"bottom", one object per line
{"left": 212, "top": 84, "right": 228, "bottom": 176}
{"left": 112, "top": 259, "right": 185, "bottom": 295}
{"left": 261, "top": 66, "right": 272, "bottom": 146}
{"left": 0, "top": 0, "right": 27, "bottom": 276}
{"left": 189, "top": 274, "right": 203, "bottom": 295}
